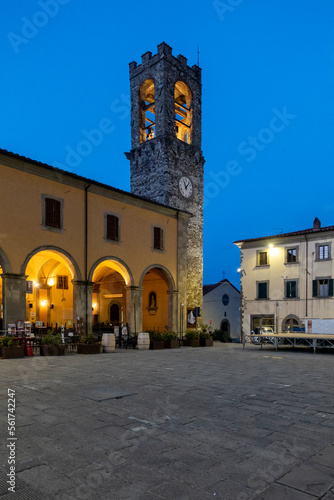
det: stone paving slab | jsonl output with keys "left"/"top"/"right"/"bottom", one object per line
{"left": 0, "top": 343, "right": 334, "bottom": 498}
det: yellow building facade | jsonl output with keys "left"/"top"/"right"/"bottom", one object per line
{"left": 0, "top": 149, "right": 190, "bottom": 335}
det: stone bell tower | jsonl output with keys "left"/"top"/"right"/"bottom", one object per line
{"left": 125, "top": 42, "right": 205, "bottom": 321}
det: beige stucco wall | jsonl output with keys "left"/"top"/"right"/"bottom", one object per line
{"left": 238, "top": 231, "right": 334, "bottom": 335}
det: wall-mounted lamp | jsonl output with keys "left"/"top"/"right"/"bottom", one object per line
{"left": 40, "top": 300, "right": 48, "bottom": 306}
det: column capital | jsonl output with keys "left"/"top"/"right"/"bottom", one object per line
{"left": 1, "top": 273, "right": 28, "bottom": 280}
{"left": 72, "top": 280, "right": 93, "bottom": 287}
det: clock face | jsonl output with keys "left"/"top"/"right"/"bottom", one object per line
{"left": 179, "top": 176, "right": 193, "bottom": 198}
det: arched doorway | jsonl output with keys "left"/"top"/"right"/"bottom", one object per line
{"left": 23, "top": 249, "right": 77, "bottom": 329}
{"left": 282, "top": 314, "right": 302, "bottom": 333}
{"left": 220, "top": 319, "right": 230, "bottom": 335}
{"left": 140, "top": 266, "right": 175, "bottom": 332}
{"left": 110, "top": 303, "right": 120, "bottom": 324}
{"left": 90, "top": 259, "right": 131, "bottom": 329}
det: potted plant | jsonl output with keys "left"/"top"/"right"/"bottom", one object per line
{"left": 163, "top": 331, "right": 179, "bottom": 349}
{"left": 185, "top": 330, "right": 200, "bottom": 347}
{"left": 0, "top": 336, "right": 24, "bottom": 359}
{"left": 149, "top": 331, "right": 165, "bottom": 350}
{"left": 200, "top": 330, "right": 213, "bottom": 347}
{"left": 40, "top": 334, "right": 65, "bottom": 356}
{"left": 77, "top": 335, "right": 101, "bottom": 354}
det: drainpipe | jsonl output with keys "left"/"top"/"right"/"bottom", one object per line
{"left": 85, "top": 183, "right": 91, "bottom": 334}
{"left": 305, "top": 235, "right": 308, "bottom": 317}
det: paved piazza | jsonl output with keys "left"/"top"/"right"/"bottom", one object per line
{"left": 0, "top": 343, "right": 334, "bottom": 499}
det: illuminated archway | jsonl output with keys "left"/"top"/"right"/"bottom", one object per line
{"left": 90, "top": 258, "right": 132, "bottom": 328}
{"left": 140, "top": 79, "right": 155, "bottom": 143}
{"left": 140, "top": 266, "right": 175, "bottom": 332}
{"left": 174, "top": 81, "right": 192, "bottom": 144}
{"left": 23, "top": 248, "right": 78, "bottom": 329}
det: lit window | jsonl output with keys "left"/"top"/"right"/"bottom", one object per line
{"left": 258, "top": 251, "right": 268, "bottom": 266}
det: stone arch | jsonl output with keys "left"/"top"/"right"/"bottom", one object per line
{"left": 21, "top": 246, "right": 81, "bottom": 280}
{"left": 140, "top": 265, "right": 177, "bottom": 332}
{"left": 88, "top": 256, "right": 134, "bottom": 286}
{"left": 21, "top": 246, "right": 81, "bottom": 329}
{"left": 89, "top": 257, "right": 133, "bottom": 329}
{"left": 139, "top": 264, "right": 175, "bottom": 291}
{"left": 0, "top": 248, "right": 12, "bottom": 274}
{"left": 282, "top": 314, "right": 302, "bottom": 333}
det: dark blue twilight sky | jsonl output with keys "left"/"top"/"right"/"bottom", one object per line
{"left": 1, "top": 1, "right": 334, "bottom": 289}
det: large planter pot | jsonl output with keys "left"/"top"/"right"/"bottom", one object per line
{"left": 1, "top": 346, "right": 24, "bottom": 359}
{"left": 200, "top": 339, "right": 213, "bottom": 347}
{"left": 150, "top": 340, "right": 164, "bottom": 350}
{"left": 77, "top": 344, "right": 101, "bottom": 355}
{"left": 190, "top": 340, "right": 200, "bottom": 347}
{"left": 164, "top": 340, "right": 179, "bottom": 349}
{"left": 40, "top": 345, "right": 65, "bottom": 356}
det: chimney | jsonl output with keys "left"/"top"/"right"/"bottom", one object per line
{"left": 313, "top": 217, "right": 321, "bottom": 230}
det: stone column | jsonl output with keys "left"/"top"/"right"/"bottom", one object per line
{"left": 167, "top": 290, "right": 178, "bottom": 334}
{"left": 125, "top": 286, "right": 143, "bottom": 334}
{"left": 2, "top": 274, "right": 27, "bottom": 329}
{"left": 72, "top": 280, "right": 93, "bottom": 334}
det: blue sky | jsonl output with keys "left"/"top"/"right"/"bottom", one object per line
{"left": 1, "top": 0, "right": 334, "bottom": 289}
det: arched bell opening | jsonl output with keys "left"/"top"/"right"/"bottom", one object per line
{"left": 174, "top": 81, "right": 192, "bottom": 144}
{"left": 140, "top": 79, "right": 155, "bottom": 143}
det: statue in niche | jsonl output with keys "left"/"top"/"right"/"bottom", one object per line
{"left": 149, "top": 292, "right": 156, "bottom": 308}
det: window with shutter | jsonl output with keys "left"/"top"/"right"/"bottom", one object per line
{"left": 258, "top": 251, "right": 268, "bottom": 266}
{"left": 153, "top": 227, "right": 163, "bottom": 250}
{"left": 106, "top": 214, "right": 119, "bottom": 241}
{"left": 313, "top": 278, "right": 333, "bottom": 297}
{"left": 45, "top": 198, "right": 61, "bottom": 228}
{"left": 57, "top": 275, "right": 68, "bottom": 289}
{"left": 286, "top": 280, "right": 297, "bottom": 298}
{"left": 257, "top": 282, "right": 268, "bottom": 299}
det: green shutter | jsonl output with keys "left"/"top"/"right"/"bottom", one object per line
{"left": 312, "top": 280, "right": 318, "bottom": 297}
{"left": 329, "top": 279, "right": 334, "bottom": 297}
